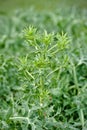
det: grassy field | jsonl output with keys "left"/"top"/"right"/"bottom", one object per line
{"left": 0, "top": 0, "right": 87, "bottom": 12}
{"left": 0, "top": 1, "right": 87, "bottom": 130}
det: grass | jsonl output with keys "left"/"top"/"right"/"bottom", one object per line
{"left": 0, "top": 5, "right": 87, "bottom": 130}
{"left": 0, "top": 0, "right": 87, "bottom": 12}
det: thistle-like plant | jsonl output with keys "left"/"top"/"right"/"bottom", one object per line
{"left": 9, "top": 26, "right": 72, "bottom": 130}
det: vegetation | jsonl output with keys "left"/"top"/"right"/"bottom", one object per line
{"left": 0, "top": 0, "right": 87, "bottom": 12}
{"left": 0, "top": 7, "right": 87, "bottom": 130}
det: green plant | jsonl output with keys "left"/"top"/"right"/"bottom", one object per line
{"left": 6, "top": 26, "right": 70, "bottom": 129}
{"left": 0, "top": 7, "right": 87, "bottom": 130}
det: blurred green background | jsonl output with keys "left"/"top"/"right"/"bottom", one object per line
{"left": 0, "top": 0, "right": 87, "bottom": 12}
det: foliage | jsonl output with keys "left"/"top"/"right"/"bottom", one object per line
{"left": 0, "top": 8, "right": 87, "bottom": 130}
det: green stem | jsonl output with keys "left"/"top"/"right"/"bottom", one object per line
{"left": 47, "top": 44, "right": 58, "bottom": 52}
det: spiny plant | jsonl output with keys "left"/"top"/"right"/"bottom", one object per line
{"left": 4, "top": 26, "right": 70, "bottom": 130}
{"left": 4, "top": 26, "right": 81, "bottom": 130}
